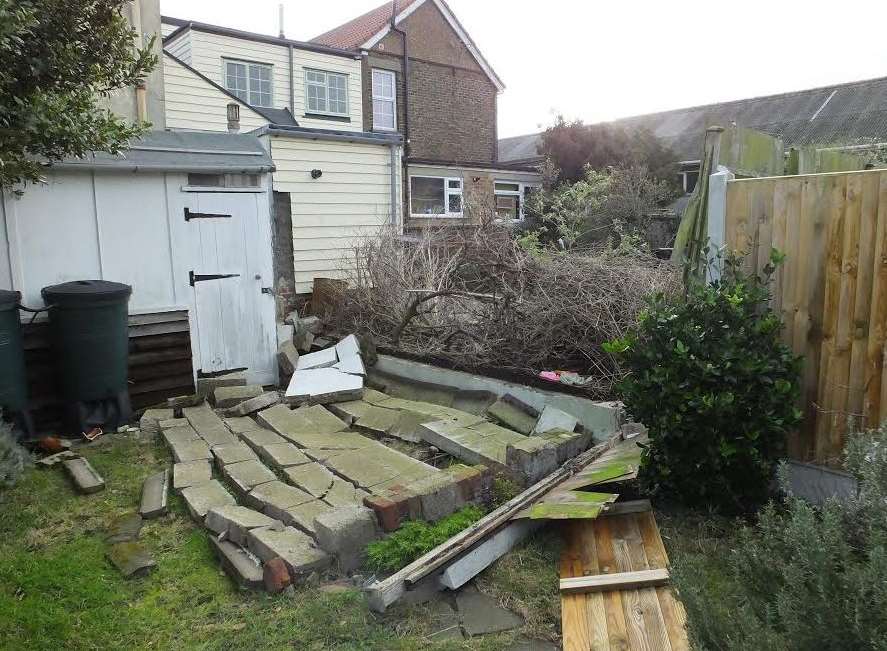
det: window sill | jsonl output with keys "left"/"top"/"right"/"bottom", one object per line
{"left": 303, "top": 113, "right": 351, "bottom": 123}
{"left": 181, "top": 186, "right": 265, "bottom": 193}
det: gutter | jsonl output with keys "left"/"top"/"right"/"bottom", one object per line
{"left": 260, "top": 125, "right": 403, "bottom": 146}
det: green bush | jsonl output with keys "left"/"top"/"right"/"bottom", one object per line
{"left": 673, "top": 426, "right": 887, "bottom": 650}
{"left": 366, "top": 506, "right": 485, "bottom": 574}
{"left": 0, "top": 415, "right": 29, "bottom": 489}
{"left": 605, "top": 253, "right": 802, "bottom": 511}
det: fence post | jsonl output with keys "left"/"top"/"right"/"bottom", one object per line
{"left": 705, "top": 166, "right": 735, "bottom": 282}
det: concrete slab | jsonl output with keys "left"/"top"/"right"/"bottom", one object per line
{"left": 139, "top": 470, "right": 169, "bottom": 519}
{"left": 333, "top": 354, "right": 366, "bottom": 377}
{"left": 323, "top": 478, "right": 368, "bottom": 508}
{"left": 225, "top": 392, "right": 281, "bottom": 417}
{"left": 532, "top": 405, "right": 578, "bottom": 435}
{"left": 506, "top": 438, "right": 558, "bottom": 485}
{"left": 214, "top": 384, "right": 264, "bottom": 408}
{"left": 181, "top": 480, "right": 236, "bottom": 520}
{"left": 225, "top": 416, "right": 264, "bottom": 434}
{"left": 282, "top": 499, "right": 335, "bottom": 536}
{"left": 196, "top": 428, "right": 238, "bottom": 449}
{"left": 107, "top": 541, "right": 156, "bottom": 578}
{"left": 283, "top": 463, "right": 334, "bottom": 498}
{"left": 196, "top": 372, "right": 247, "bottom": 398}
{"left": 278, "top": 340, "right": 300, "bottom": 376}
{"left": 295, "top": 347, "right": 338, "bottom": 371}
{"left": 140, "top": 408, "right": 174, "bottom": 434}
{"left": 456, "top": 586, "right": 524, "bottom": 636}
{"left": 323, "top": 450, "right": 402, "bottom": 491}
{"left": 239, "top": 428, "right": 287, "bottom": 452}
{"left": 314, "top": 505, "right": 378, "bottom": 572}
{"left": 62, "top": 457, "right": 105, "bottom": 494}
{"left": 159, "top": 418, "right": 190, "bottom": 430}
{"left": 105, "top": 513, "right": 143, "bottom": 544}
{"left": 209, "top": 537, "right": 263, "bottom": 590}
{"left": 212, "top": 442, "right": 259, "bottom": 467}
{"left": 335, "top": 334, "right": 361, "bottom": 359}
{"left": 205, "top": 505, "right": 280, "bottom": 547}
{"left": 222, "top": 459, "right": 278, "bottom": 497}
{"left": 183, "top": 402, "right": 228, "bottom": 434}
{"left": 408, "top": 473, "right": 462, "bottom": 522}
{"left": 286, "top": 368, "right": 364, "bottom": 405}
{"left": 258, "top": 442, "right": 312, "bottom": 469}
{"left": 169, "top": 438, "right": 212, "bottom": 463}
{"left": 247, "top": 526, "right": 330, "bottom": 579}
{"left": 361, "top": 388, "right": 393, "bottom": 405}
{"left": 248, "top": 481, "right": 316, "bottom": 521}
{"left": 354, "top": 405, "right": 400, "bottom": 435}
{"left": 327, "top": 400, "right": 374, "bottom": 425}
{"left": 162, "top": 425, "right": 200, "bottom": 448}
{"left": 388, "top": 410, "right": 434, "bottom": 443}
{"left": 487, "top": 397, "right": 538, "bottom": 435}
{"left": 173, "top": 460, "right": 212, "bottom": 491}
{"left": 257, "top": 404, "right": 349, "bottom": 440}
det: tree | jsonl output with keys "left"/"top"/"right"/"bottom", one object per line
{"left": 539, "top": 116, "right": 678, "bottom": 186}
{"left": 0, "top": 0, "right": 156, "bottom": 187}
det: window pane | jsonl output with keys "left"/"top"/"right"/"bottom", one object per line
{"left": 496, "top": 195, "right": 519, "bottom": 220}
{"left": 447, "top": 179, "right": 462, "bottom": 190}
{"left": 373, "top": 99, "right": 395, "bottom": 129}
{"left": 373, "top": 70, "right": 394, "bottom": 99}
{"left": 495, "top": 182, "right": 520, "bottom": 192}
{"left": 410, "top": 177, "right": 446, "bottom": 215}
{"left": 225, "top": 62, "right": 247, "bottom": 101}
{"left": 448, "top": 193, "right": 463, "bottom": 214}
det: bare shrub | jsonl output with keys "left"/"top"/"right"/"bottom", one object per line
{"left": 328, "top": 221, "right": 678, "bottom": 398}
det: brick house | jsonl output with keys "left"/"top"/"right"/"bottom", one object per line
{"left": 311, "top": 0, "right": 541, "bottom": 225}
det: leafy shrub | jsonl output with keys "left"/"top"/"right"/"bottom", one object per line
{"left": 0, "top": 415, "right": 29, "bottom": 489}
{"left": 366, "top": 506, "right": 485, "bottom": 574}
{"left": 672, "top": 426, "right": 887, "bottom": 650}
{"left": 606, "top": 253, "right": 802, "bottom": 511}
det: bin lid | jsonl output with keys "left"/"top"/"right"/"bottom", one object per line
{"left": 0, "top": 289, "right": 21, "bottom": 311}
{"left": 42, "top": 280, "right": 132, "bottom": 304}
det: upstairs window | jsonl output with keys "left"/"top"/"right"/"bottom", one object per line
{"left": 410, "top": 176, "right": 463, "bottom": 217}
{"left": 305, "top": 69, "right": 348, "bottom": 116}
{"left": 224, "top": 60, "right": 272, "bottom": 107}
{"left": 372, "top": 69, "right": 396, "bottom": 131}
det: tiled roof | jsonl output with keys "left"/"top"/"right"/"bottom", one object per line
{"left": 310, "top": 0, "right": 422, "bottom": 49}
{"left": 498, "top": 75, "right": 887, "bottom": 164}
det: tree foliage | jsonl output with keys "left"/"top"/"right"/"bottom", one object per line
{"left": 539, "top": 116, "right": 678, "bottom": 186}
{"left": 605, "top": 252, "right": 802, "bottom": 512}
{"left": 0, "top": 0, "right": 156, "bottom": 187}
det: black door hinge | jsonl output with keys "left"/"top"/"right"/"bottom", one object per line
{"left": 189, "top": 271, "right": 241, "bottom": 286}
{"left": 185, "top": 207, "right": 232, "bottom": 221}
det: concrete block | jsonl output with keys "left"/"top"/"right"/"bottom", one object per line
{"left": 162, "top": 425, "right": 200, "bottom": 449}
{"left": 197, "top": 428, "right": 239, "bottom": 450}
{"left": 173, "top": 460, "right": 212, "bottom": 491}
{"left": 408, "top": 473, "right": 462, "bottom": 522}
{"left": 159, "top": 418, "right": 189, "bottom": 430}
{"left": 324, "top": 477, "right": 369, "bottom": 508}
{"left": 169, "top": 438, "right": 212, "bottom": 463}
{"left": 333, "top": 354, "right": 366, "bottom": 377}
{"left": 212, "top": 442, "right": 258, "bottom": 468}
{"left": 282, "top": 499, "right": 334, "bottom": 536}
{"left": 506, "top": 438, "right": 558, "bottom": 485}
{"left": 166, "top": 394, "right": 204, "bottom": 411}
{"left": 139, "top": 470, "right": 169, "bottom": 519}
{"left": 257, "top": 442, "right": 312, "bottom": 469}
{"left": 486, "top": 396, "right": 538, "bottom": 435}
{"left": 277, "top": 323, "right": 294, "bottom": 346}
{"left": 285, "top": 368, "right": 363, "bottom": 406}
{"left": 221, "top": 459, "right": 277, "bottom": 497}
{"left": 181, "top": 480, "right": 236, "bottom": 521}
{"left": 62, "top": 457, "right": 105, "bottom": 494}
{"left": 209, "top": 537, "right": 263, "bottom": 590}
{"left": 257, "top": 403, "right": 349, "bottom": 439}
{"left": 540, "top": 429, "right": 593, "bottom": 464}
{"left": 278, "top": 340, "right": 300, "bottom": 376}
{"left": 107, "top": 541, "right": 156, "bottom": 578}
{"left": 327, "top": 400, "right": 373, "bottom": 425}
{"left": 248, "top": 481, "right": 316, "bottom": 520}
{"left": 225, "top": 416, "right": 264, "bottom": 434}
{"left": 300, "top": 315, "right": 324, "bottom": 335}
{"left": 224, "top": 392, "right": 281, "bottom": 417}
{"left": 140, "top": 408, "right": 174, "bottom": 434}
{"left": 294, "top": 329, "right": 315, "bottom": 354}
{"left": 105, "top": 513, "right": 143, "bottom": 544}
{"left": 283, "top": 463, "right": 334, "bottom": 498}
{"left": 205, "top": 505, "right": 280, "bottom": 547}
{"left": 456, "top": 585, "right": 524, "bottom": 635}
{"left": 295, "top": 347, "right": 337, "bottom": 371}
{"left": 239, "top": 428, "right": 287, "bottom": 452}
{"left": 213, "top": 384, "right": 264, "bottom": 409}
{"left": 196, "top": 372, "right": 247, "bottom": 398}
{"left": 247, "top": 526, "right": 330, "bottom": 579}
{"left": 361, "top": 388, "right": 392, "bottom": 405}
{"left": 354, "top": 405, "right": 400, "bottom": 435}
{"left": 335, "top": 334, "right": 361, "bottom": 359}
{"left": 313, "top": 505, "right": 379, "bottom": 572}
{"left": 183, "top": 402, "right": 228, "bottom": 433}
{"left": 532, "top": 405, "right": 578, "bottom": 436}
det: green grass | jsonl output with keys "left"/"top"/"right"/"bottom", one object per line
{"left": 0, "top": 436, "right": 543, "bottom": 650}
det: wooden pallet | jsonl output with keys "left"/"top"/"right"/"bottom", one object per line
{"left": 560, "top": 512, "right": 689, "bottom": 650}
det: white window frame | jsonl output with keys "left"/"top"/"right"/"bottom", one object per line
{"left": 372, "top": 69, "right": 397, "bottom": 131}
{"left": 304, "top": 69, "right": 350, "bottom": 117}
{"left": 409, "top": 175, "right": 464, "bottom": 218}
{"left": 222, "top": 58, "right": 273, "bottom": 108}
{"left": 494, "top": 180, "right": 540, "bottom": 222}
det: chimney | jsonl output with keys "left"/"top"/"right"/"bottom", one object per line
{"left": 278, "top": 4, "right": 285, "bottom": 38}
{"left": 226, "top": 103, "right": 241, "bottom": 133}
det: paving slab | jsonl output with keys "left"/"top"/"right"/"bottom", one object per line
{"left": 107, "top": 541, "right": 156, "bottom": 578}
{"left": 258, "top": 442, "right": 312, "bottom": 469}
{"left": 324, "top": 478, "right": 368, "bottom": 508}
{"left": 278, "top": 340, "right": 300, "bottom": 376}
{"left": 159, "top": 418, "right": 190, "bottom": 430}
{"left": 214, "top": 384, "right": 264, "bottom": 408}
{"left": 183, "top": 403, "right": 228, "bottom": 435}
{"left": 456, "top": 586, "right": 524, "bottom": 636}
{"left": 257, "top": 404, "right": 349, "bottom": 440}
{"left": 295, "top": 347, "right": 338, "bottom": 371}
{"left": 281, "top": 499, "right": 335, "bottom": 536}
{"left": 408, "top": 473, "right": 463, "bottom": 522}
{"left": 196, "top": 372, "right": 247, "bottom": 398}
{"left": 139, "top": 470, "right": 169, "bottom": 519}
{"left": 247, "top": 526, "right": 330, "bottom": 579}
{"left": 239, "top": 428, "right": 287, "bottom": 452}
{"left": 162, "top": 425, "right": 200, "bottom": 448}
{"left": 323, "top": 449, "right": 403, "bottom": 491}
{"left": 105, "top": 513, "right": 143, "bottom": 544}
{"left": 209, "top": 537, "right": 263, "bottom": 590}
{"left": 354, "top": 405, "right": 400, "bottom": 435}
{"left": 532, "top": 405, "right": 578, "bottom": 436}
{"left": 181, "top": 480, "right": 236, "bottom": 521}
{"left": 335, "top": 334, "right": 361, "bottom": 359}
{"left": 361, "top": 388, "right": 393, "bottom": 405}
{"left": 248, "top": 481, "right": 316, "bottom": 520}
{"left": 327, "top": 400, "right": 374, "bottom": 425}
{"left": 506, "top": 438, "right": 558, "bottom": 484}
{"left": 62, "top": 457, "right": 105, "bottom": 494}
{"left": 173, "top": 460, "right": 213, "bottom": 491}
{"left": 283, "top": 463, "right": 335, "bottom": 498}
{"left": 225, "top": 416, "right": 264, "bottom": 434}
{"left": 222, "top": 459, "right": 278, "bottom": 497}
{"left": 169, "top": 438, "right": 212, "bottom": 463}
{"left": 388, "top": 410, "right": 436, "bottom": 443}
{"left": 486, "top": 397, "right": 538, "bottom": 435}
{"left": 212, "top": 442, "right": 259, "bottom": 467}
{"left": 224, "top": 392, "right": 281, "bottom": 417}
{"left": 427, "top": 599, "right": 464, "bottom": 641}
{"left": 286, "top": 367, "right": 364, "bottom": 405}
{"left": 140, "top": 408, "right": 174, "bottom": 434}
{"left": 333, "top": 354, "right": 366, "bottom": 377}
{"left": 205, "top": 505, "right": 280, "bottom": 547}
{"left": 314, "top": 505, "right": 378, "bottom": 572}
{"left": 196, "top": 428, "right": 238, "bottom": 449}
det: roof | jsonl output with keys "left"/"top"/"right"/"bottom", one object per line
{"left": 310, "top": 0, "right": 505, "bottom": 92}
{"left": 498, "top": 75, "right": 887, "bottom": 164}
{"left": 56, "top": 130, "right": 275, "bottom": 173}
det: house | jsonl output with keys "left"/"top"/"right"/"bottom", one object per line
{"left": 499, "top": 75, "right": 887, "bottom": 194}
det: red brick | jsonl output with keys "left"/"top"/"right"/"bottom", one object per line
{"left": 263, "top": 557, "right": 292, "bottom": 593}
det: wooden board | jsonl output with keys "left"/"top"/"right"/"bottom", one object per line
{"left": 560, "top": 568, "right": 670, "bottom": 594}
{"left": 560, "top": 512, "right": 689, "bottom": 651}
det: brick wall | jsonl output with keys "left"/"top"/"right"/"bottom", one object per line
{"left": 362, "top": 53, "right": 407, "bottom": 134}
{"left": 271, "top": 191, "right": 296, "bottom": 319}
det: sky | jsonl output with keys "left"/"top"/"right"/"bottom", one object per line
{"left": 159, "top": 0, "right": 887, "bottom": 138}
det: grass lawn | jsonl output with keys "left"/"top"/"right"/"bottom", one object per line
{"left": 0, "top": 435, "right": 563, "bottom": 650}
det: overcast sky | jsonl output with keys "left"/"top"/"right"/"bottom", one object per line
{"left": 160, "top": 0, "right": 887, "bottom": 138}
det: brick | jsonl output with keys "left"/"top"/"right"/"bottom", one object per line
{"left": 263, "top": 557, "right": 292, "bottom": 593}
{"left": 364, "top": 495, "right": 401, "bottom": 532}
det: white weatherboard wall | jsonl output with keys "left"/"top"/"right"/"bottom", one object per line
{"left": 270, "top": 135, "right": 401, "bottom": 293}
{"left": 176, "top": 29, "right": 363, "bottom": 131}
{"left": 164, "top": 55, "right": 269, "bottom": 132}
{"left": 164, "top": 28, "right": 192, "bottom": 63}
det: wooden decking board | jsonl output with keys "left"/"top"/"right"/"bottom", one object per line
{"left": 560, "top": 513, "right": 689, "bottom": 650}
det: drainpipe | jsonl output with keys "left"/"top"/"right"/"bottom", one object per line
{"left": 391, "top": 2, "right": 411, "bottom": 221}
{"left": 390, "top": 143, "right": 400, "bottom": 230}
{"left": 131, "top": 0, "right": 148, "bottom": 122}
{"left": 288, "top": 45, "right": 295, "bottom": 116}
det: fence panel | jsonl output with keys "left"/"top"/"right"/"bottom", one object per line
{"left": 725, "top": 170, "right": 887, "bottom": 462}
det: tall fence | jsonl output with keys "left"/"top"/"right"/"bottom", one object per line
{"left": 725, "top": 169, "right": 887, "bottom": 462}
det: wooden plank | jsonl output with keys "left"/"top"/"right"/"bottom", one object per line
{"left": 780, "top": 179, "right": 804, "bottom": 456}
{"left": 560, "top": 568, "right": 670, "bottom": 595}
{"left": 752, "top": 179, "right": 774, "bottom": 277}
{"left": 869, "top": 173, "right": 887, "bottom": 425}
{"left": 602, "top": 499, "right": 652, "bottom": 516}
{"left": 128, "top": 311, "right": 189, "bottom": 326}
{"left": 129, "top": 346, "right": 193, "bottom": 367}
{"left": 129, "top": 374, "right": 195, "bottom": 396}
{"left": 560, "top": 522, "right": 602, "bottom": 651}
{"left": 591, "top": 518, "right": 631, "bottom": 649}
{"left": 726, "top": 180, "right": 750, "bottom": 257}
{"left": 129, "top": 321, "right": 190, "bottom": 338}
{"left": 771, "top": 179, "right": 789, "bottom": 307}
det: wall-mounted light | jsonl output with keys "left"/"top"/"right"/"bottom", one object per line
{"left": 311, "top": 169, "right": 323, "bottom": 179}
{"left": 472, "top": 176, "right": 481, "bottom": 183}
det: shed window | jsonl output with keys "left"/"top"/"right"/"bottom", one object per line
{"left": 306, "top": 69, "right": 348, "bottom": 116}
{"left": 372, "top": 69, "right": 396, "bottom": 131}
{"left": 224, "top": 60, "right": 272, "bottom": 108}
{"left": 494, "top": 181, "right": 539, "bottom": 221}
{"left": 410, "top": 176, "right": 463, "bottom": 217}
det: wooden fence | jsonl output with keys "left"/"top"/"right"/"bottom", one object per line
{"left": 725, "top": 169, "right": 887, "bottom": 462}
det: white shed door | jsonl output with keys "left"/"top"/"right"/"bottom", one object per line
{"left": 186, "top": 192, "right": 277, "bottom": 384}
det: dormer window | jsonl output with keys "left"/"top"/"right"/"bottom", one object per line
{"left": 305, "top": 69, "right": 349, "bottom": 117}
{"left": 224, "top": 59, "right": 272, "bottom": 108}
